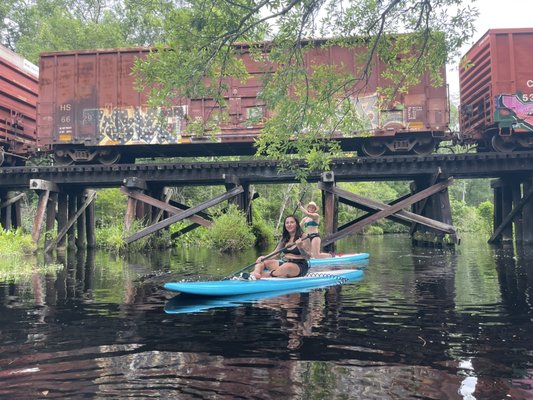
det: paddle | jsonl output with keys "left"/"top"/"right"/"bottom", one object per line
{"left": 223, "top": 236, "right": 311, "bottom": 280}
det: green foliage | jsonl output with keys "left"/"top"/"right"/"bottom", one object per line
{"left": 450, "top": 198, "right": 486, "bottom": 234}
{"left": 477, "top": 200, "right": 494, "bottom": 233}
{"left": 251, "top": 219, "right": 274, "bottom": 249}
{"left": 206, "top": 205, "right": 255, "bottom": 252}
{"left": 95, "top": 219, "right": 166, "bottom": 253}
{"left": 0, "top": 227, "right": 36, "bottom": 257}
{"left": 449, "top": 179, "right": 492, "bottom": 206}
{"left": 95, "top": 188, "right": 127, "bottom": 227}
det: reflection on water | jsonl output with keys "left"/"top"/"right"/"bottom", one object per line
{"left": 0, "top": 235, "right": 532, "bottom": 399}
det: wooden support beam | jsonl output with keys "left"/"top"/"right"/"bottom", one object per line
{"left": 0, "top": 192, "right": 25, "bottom": 209}
{"left": 320, "top": 172, "right": 338, "bottom": 253}
{"left": 120, "top": 187, "right": 212, "bottom": 227}
{"left": 86, "top": 197, "right": 96, "bottom": 248}
{"left": 501, "top": 182, "right": 514, "bottom": 242}
{"left": 153, "top": 188, "right": 173, "bottom": 223}
{"left": 126, "top": 186, "right": 244, "bottom": 244}
{"left": 169, "top": 199, "right": 212, "bottom": 221}
{"left": 44, "top": 193, "right": 58, "bottom": 250}
{"left": 409, "top": 169, "right": 442, "bottom": 236}
{"left": 318, "top": 182, "right": 456, "bottom": 234}
{"left": 322, "top": 177, "right": 454, "bottom": 246}
{"left": 171, "top": 223, "right": 201, "bottom": 239}
{"left": 489, "top": 183, "right": 533, "bottom": 244}
{"left": 57, "top": 193, "right": 68, "bottom": 250}
{"left": 76, "top": 192, "right": 86, "bottom": 248}
{"left": 512, "top": 182, "right": 523, "bottom": 242}
{"left": 30, "top": 180, "right": 60, "bottom": 243}
{"left": 67, "top": 193, "right": 77, "bottom": 249}
{"left": 45, "top": 190, "right": 97, "bottom": 253}
{"left": 523, "top": 178, "right": 533, "bottom": 242}
{"left": 32, "top": 190, "right": 50, "bottom": 243}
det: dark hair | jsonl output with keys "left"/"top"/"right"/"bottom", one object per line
{"left": 281, "top": 214, "right": 304, "bottom": 244}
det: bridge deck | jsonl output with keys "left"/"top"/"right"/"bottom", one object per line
{"left": 1, "top": 152, "right": 533, "bottom": 189}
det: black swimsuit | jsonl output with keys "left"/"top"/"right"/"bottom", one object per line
{"left": 280, "top": 244, "right": 309, "bottom": 277}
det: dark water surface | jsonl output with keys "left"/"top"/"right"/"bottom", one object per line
{"left": 0, "top": 235, "right": 532, "bottom": 399}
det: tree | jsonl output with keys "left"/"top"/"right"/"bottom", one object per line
{"left": 0, "top": 0, "right": 177, "bottom": 62}
{"left": 134, "top": 0, "right": 479, "bottom": 173}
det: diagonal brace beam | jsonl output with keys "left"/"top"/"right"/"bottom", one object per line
{"left": 322, "top": 177, "right": 454, "bottom": 246}
{"left": 120, "top": 187, "right": 212, "bottom": 227}
{"left": 126, "top": 186, "right": 244, "bottom": 244}
{"left": 318, "top": 182, "right": 456, "bottom": 234}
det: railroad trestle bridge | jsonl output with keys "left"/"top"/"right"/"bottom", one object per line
{"left": 1, "top": 151, "right": 533, "bottom": 252}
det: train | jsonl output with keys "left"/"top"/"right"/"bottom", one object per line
{"left": 0, "top": 43, "right": 38, "bottom": 166}
{"left": 2, "top": 28, "right": 533, "bottom": 166}
{"left": 459, "top": 28, "right": 533, "bottom": 152}
{"left": 35, "top": 40, "right": 450, "bottom": 164}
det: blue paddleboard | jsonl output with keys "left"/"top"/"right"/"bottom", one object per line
{"left": 164, "top": 269, "right": 364, "bottom": 297}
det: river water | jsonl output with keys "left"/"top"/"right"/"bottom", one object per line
{"left": 0, "top": 234, "right": 532, "bottom": 399}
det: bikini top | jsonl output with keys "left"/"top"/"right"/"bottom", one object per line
{"left": 282, "top": 244, "right": 302, "bottom": 255}
{"left": 304, "top": 220, "right": 319, "bottom": 227}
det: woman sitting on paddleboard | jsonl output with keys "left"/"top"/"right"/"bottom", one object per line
{"left": 251, "top": 215, "right": 310, "bottom": 280}
{"left": 298, "top": 201, "right": 331, "bottom": 258}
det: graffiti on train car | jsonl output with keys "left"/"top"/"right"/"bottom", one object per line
{"left": 88, "top": 106, "right": 189, "bottom": 145}
{"left": 353, "top": 94, "right": 427, "bottom": 132}
{"left": 495, "top": 94, "right": 533, "bottom": 132}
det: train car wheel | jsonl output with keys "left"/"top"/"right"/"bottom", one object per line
{"left": 362, "top": 140, "right": 386, "bottom": 157}
{"left": 98, "top": 150, "right": 121, "bottom": 165}
{"left": 413, "top": 138, "right": 436, "bottom": 155}
{"left": 491, "top": 135, "right": 516, "bottom": 153}
{"left": 54, "top": 152, "right": 74, "bottom": 166}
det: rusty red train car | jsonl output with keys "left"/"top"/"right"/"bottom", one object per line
{"left": 459, "top": 28, "right": 533, "bottom": 152}
{"left": 37, "top": 42, "right": 450, "bottom": 164}
{"left": 0, "top": 43, "right": 38, "bottom": 166}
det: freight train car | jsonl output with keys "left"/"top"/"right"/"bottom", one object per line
{"left": 37, "top": 42, "right": 450, "bottom": 165}
{"left": 459, "top": 28, "right": 533, "bottom": 152}
{"left": 0, "top": 44, "right": 38, "bottom": 166}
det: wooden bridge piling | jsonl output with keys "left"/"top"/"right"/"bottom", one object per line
{"left": 320, "top": 172, "right": 339, "bottom": 253}
{"left": 0, "top": 191, "right": 24, "bottom": 230}
{"left": 30, "top": 179, "right": 97, "bottom": 252}
{"left": 410, "top": 172, "right": 458, "bottom": 246}
{"left": 490, "top": 175, "right": 533, "bottom": 244}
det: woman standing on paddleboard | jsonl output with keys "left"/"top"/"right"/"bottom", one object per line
{"left": 298, "top": 201, "right": 331, "bottom": 258}
{"left": 251, "top": 215, "right": 310, "bottom": 280}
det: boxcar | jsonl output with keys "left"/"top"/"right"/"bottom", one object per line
{"left": 38, "top": 42, "right": 450, "bottom": 164}
{"left": 0, "top": 44, "right": 38, "bottom": 166}
{"left": 459, "top": 28, "right": 533, "bottom": 152}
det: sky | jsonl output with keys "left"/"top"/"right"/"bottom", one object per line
{"left": 447, "top": 0, "right": 533, "bottom": 96}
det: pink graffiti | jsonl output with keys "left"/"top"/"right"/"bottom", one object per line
{"left": 499, "top": 94, "right": 533, "bottom": 128}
